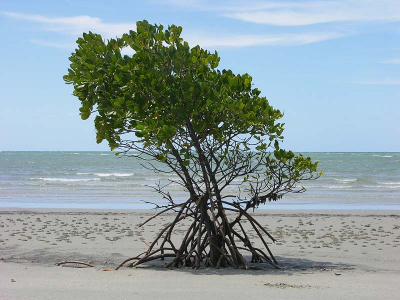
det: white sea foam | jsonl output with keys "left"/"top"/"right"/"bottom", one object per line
{"left": 373, "top": 155, "right": 392, "bottom": 158}
{"left": 94, "top": 173, "right": 134, "bottom": 177}
{"left": 324, "top": 185, "right": 350, "bottom": 189}
{"left": 304, "top": 185, "right": 350, "bottom": 189}
{"left": 145, "top": 177, "right": 161, "bottom": 181}
{"left": 30, "top": 177, "right": 100, "bottom": 182}
{"left": 77, "top": 172, "right": 136, "bottom": 177}
{"left": 364, "top": 185, "right": 400, "bottom": 189}
{"left": 334, "top": 178, "right": 357, "bottom": 183}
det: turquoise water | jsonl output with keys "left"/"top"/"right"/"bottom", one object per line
{"left": 0, "top": 152, "right": 399, "bottom": 210}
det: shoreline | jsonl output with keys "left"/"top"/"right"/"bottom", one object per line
{"left": 2, "top": 202, "right": 400, "bottom": 212}
{"left": 1, "top": 207, "right": 400, "bottom": 216}
{"left": 2, "top": 209, "right": 400, "bottom": 299}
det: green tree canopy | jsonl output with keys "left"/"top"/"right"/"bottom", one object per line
{"left": 64, "top": 20, "right": 320, "bottom": 270}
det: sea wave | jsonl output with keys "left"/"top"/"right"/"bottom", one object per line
{"left": 304, "top": 185, "right": 351, "bottom": 189}
{"left": 144, "top": 177, "right": 180, "bottom": 181}
{"left": 30, "top": 177, "right": 101, "bottom": 182}
{"left": 334, "top": 178, "right": 357, "bottom": 183}
{"left": 373, "top": 155, "right": 392, "bottom": 158}
{"left": 364, "top": 185, "right": 400, "bottom": 189}
{"left": 94, "top": 173, "right": 134, "bottom": 177}
{"left": 75, "top": 172, "right": 136, "bottom": 177}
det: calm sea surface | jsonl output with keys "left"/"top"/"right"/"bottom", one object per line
{"left": 0, "top": 152, "right": 399, "bottom": 210}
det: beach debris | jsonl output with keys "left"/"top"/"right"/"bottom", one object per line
{"left": 56, "top": 261, "right": 94, "bottom": 268}
{"left": 264, "top": 282, "right": 312, "bottom": 289}
{"left": 11, "top": 279, "right": 16, "bottom": 283}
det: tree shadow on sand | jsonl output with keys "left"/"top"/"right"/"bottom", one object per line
{"left": 129, "top": 255, "right": 356, "bottom": 276}
{"left": 4, "top": 248, "right": 356, "bottom": 276}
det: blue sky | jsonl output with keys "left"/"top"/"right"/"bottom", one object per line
{"left": 0, "top": 0, "right": 399, "bottom": 152}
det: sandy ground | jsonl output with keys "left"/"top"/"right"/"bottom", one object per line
{"left": 1, "top": 208, "right": 400, "bottom": 299}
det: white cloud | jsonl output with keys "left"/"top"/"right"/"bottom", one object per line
{"left": 227, "top": 1, "right": 400, "bottom": 26}
{"left": 2, "top": 11, "right": 136, "bottom": 38}
{"left": 359, "top": 79, "right": 400, "bottom": 85}
{"left": 3, "top": 11, "right": 345, "bottom": 49}
{"left": 381, "top": 58, "right": 400, "bottom": 64}
{"left": 184, "top": 31, "right": 344, "bottom": 47}
{"left": 162, "top": 0, "right": 400, "bottom": 26}
{"left": 31, "top": 38, "right": 136, "bottom": 53}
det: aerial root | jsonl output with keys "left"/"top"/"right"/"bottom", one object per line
{"left": 56, "top": 201, "right": 279, "bottom": 271}
{"left": 115, "top": 202, "right": 279, "bottom": 270}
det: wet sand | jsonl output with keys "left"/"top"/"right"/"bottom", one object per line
{"left": 1, "top": 209, "right": 400, "bottom": 299}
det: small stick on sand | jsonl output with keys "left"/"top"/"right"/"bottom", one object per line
{"left": 56, "top": 261, "right": 95, "bottom": 268}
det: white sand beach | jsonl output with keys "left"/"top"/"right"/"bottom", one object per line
{"left": 1, "top": 209, "right": 400, "bottom": 299}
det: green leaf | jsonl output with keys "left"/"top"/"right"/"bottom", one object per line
{"left": 135, "top": 131, "right": 144, "bottom": 138}
{"left": 162, "top": 125, "right": 169, "bottom": 134}
{"left": 80, "top": 112, "right": 90, "bottom": 120}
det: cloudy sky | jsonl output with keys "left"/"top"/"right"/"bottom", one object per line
{"left": 1, "top": 0, "right": 399, "bottom": 151}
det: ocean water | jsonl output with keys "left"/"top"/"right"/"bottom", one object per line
{"left": 0, "top": 152, "right": 399, "bottom": 210}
